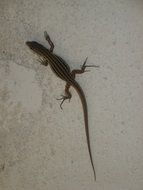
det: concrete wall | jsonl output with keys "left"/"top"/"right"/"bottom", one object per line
{"left": 0, "top": 0, "right": 143, "bottom": 189}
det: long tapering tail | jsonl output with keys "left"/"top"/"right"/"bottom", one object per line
{"left": 73, "top": 81, "right": 96, "bottom": 181}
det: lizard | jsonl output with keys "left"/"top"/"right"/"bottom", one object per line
{"left": 26, "top": 31, "right": 99, "bottom": 180}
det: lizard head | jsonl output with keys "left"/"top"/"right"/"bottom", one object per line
{"left": 26, "top": 41, "right": 40, "bottom": 52}
{"left": 26, "top": 41, "right": 47, "bottom": 58}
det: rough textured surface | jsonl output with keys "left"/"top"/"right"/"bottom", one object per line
{"left": 0, "top": 0, "right": 143, "bottom": 189}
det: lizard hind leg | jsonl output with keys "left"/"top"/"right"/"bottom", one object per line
{"left": 71, "top": 57, "right": 99, "bottom": 78}
{"left": 56, "top": 83, "right": 72, "bottom": 109}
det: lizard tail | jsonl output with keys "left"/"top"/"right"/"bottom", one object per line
{"left": 73, "top": 81, "right": 96, "bottom": 181}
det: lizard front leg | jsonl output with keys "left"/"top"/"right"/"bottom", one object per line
{"left": 44, "top": 31, "right": 54, "bottom": 52}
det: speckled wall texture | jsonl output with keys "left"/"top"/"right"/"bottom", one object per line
{"left": 0, "top": 0, "right": 143, "bottom": 190}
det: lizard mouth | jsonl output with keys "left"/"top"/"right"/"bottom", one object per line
{"left": 25, "top": 41, "right": 33, "bottom": 49}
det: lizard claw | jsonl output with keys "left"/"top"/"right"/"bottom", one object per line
{"left": 44, "top": 31, "right": 50, "bottom": 40}
{"left": 56, "top": 95, "right": 67, "bottom": 109}
{"left": 56, "top": 95, "right": 64, "bottom": 101}
{"left": 56, "top": 95, "right": 71, "bottom": 109}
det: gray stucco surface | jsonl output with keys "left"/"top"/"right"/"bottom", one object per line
{"left": 0, "top": 0, "right": 143, "bottom": 189}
